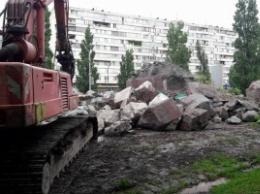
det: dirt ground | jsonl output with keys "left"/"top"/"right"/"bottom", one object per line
{"left": 50, "top": 122, "right": 260, "bottom": 194}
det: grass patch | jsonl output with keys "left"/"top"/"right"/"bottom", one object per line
{"left": 148, "top": 178, "right": 161, "bottom": 186}
{"left": 210, "top": 168, "right": 260, "bottom": 194}
{"left": 161, "top": 186, "right": 179, "bottom": 194}
{"left": 112, "top": 178, "right": 136, "bottom": 192}
{"left": 192, "top": 153, "right": 246, "bottom": 180}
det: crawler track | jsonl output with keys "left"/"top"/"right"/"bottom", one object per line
{"left": 0, "top": 116, "right": 97, "bottom": 194}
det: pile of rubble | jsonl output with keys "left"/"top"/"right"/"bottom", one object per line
{"left": 68, "top": 62, "right": 260, "bottom": 135}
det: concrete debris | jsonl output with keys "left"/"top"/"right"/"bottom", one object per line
{"left": 120, "top": 98, "right": 131, "bottom": 110}
{"left": 246, "top": 80, "right": 260, "bottom": 103}
{"left": 64, "top": 106, "right": 89, "bottom": 117}
{"left": 85, "top": 104, "right": 97, "bottom": 117}
{"left": 226, "top": 116, "right": 242, "bottom": 125}
{"left": 188, "top": 82, "right": 218, "bottom": 99}
{"left": 127, "top": 62, "right": 194, "bottom": 97}
{"left": 114, "top": 86, "right": 132, "bottom": 108}
{"left": 97, "top": 109, "right": 120, "bottom": 127}
{"left": 104, "top": 120, "right": 132, "bottom": 136}
{"left": 213, "top": 116, "right": 222, "bottom": 123}
{"left": 242, "top": 110, "right": 259, "bottom": 122}
{"left": 177, "top": 108, "right": 208, "bottom": 131}
{"left": 121, "top": 102, "right": 148, "bottom": 123}
{"left": 181, "top": 93, "right": 215, "bottom": 117}
{"left": 149, "top": 93, "right": 169, "bottom": 106}
{"left": 214, "top": 107, "right": 229, "bottom": 121}
{"left": 138, "top": 99, "right": 182, "bottom": 130}
{"left": 76, "top": 63, "right": 260, "bottom": 133}
{"left": 134, "top": 81, "right": 157, "bottom": 104}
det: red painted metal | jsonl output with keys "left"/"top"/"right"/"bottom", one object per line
{"left": 0, "top": 0, "right": 78, "bottom": 128}
{"left": 0, "top": 62, "right": 78, "bottom": 128}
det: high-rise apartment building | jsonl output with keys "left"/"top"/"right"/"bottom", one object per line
{"left": 67, "top": 7, "right": 236, "bottom": 90}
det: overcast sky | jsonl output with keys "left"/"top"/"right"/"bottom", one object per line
{"left": 1, "top": 0, "right": 260, "bottom": 29}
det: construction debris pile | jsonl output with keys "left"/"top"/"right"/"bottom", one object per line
{"left": 69, "top": 62, "right": 260, "bottom": 135}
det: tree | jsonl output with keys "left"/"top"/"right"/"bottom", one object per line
{"left": 76, "top": 27, "right": 99, "bottom": 93}
{"left": 117, "top": 49, "right": 134, "bottom": 89}
{"left": 45, "top": 8, "right": 54, "bottom": 69}
{"left": 166, "top": 21, "right": 190, "bottom": 71}
{"left": 229, "top": 0, "right": 260, "bottom": 93}
{"left": 195, "top": 40, "right": 211, "bottom": 84}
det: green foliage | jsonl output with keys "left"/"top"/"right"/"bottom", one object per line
{"left": 195, "top": 73, "right": 212, "bottom": 84}
{"left": 166, "top": 21, "right": 190, "bottom": 71}
{"left": 250, "top": 113, "right": 260, "bottom": 127}
{"left": 44, "top": 8, "right": 54, "bottom": 69}
{"left": 211, "top": 168, "right": 260, "bottom": 194}
{"left": 230, "top": 87, "right": 242, "bottom": 95}
{"left": 229, "top": 0, "right": 260, "bottom": 94}
{"left": 118, "top": 49, "right": 134, "bottom": 89}
{"left": 76, "top": 27, "right": 99, "bottom": 93}
{"left": 127, "top": 40, "right": 142, "bottom": 46}
{"left": 195, "top": 40, "right": 211, "bottom": 83}
{"left": 193, "top": 153, "right": 246, "bottom": 180}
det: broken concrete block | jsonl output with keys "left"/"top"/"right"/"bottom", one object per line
{"left": 214, "top": 106, "right": 229, "bottom": 121}
{"left": 242, "top": 110, "right": 259, "bottom": 122}
{"left": 177, "top": 108, "right": 208, "bottom": 131}
{"left": 137, "top": 99, "right": 182, "bottom": 130}
{"left": 85, "top": 104, "right": 97, "bottom": 117}
{"left": 213, "top": 115, "right": 222, "bottom": 123}
{"left": 149, "top": 93, "right": 169, "bottom": 106}
{"left": 102, "top": 105, "right": 112, "bottom": 110}
{"left": 134, "top": 81, "right": 157, "bottom": 104}
{"left": 121, "top": 102, "right": 148, "bottom": 123}
{"left": 114, "top": 87, "right": 132, "bottom": 108}
{"left": 97, "top": 116, "right": 105, "bottom": 132}
{"left": 226, "top": 116, "right": 241, "bottom": 125}
{"left": 97, "top": 109, "right": 120, "bottom": 126}
{"left": 120, "top": 98, "right": 131, "bottom": 110}
{"left": 188, "top": 82, "right": 218, "bottom": 99}
{"left": 246, "top": 80, "right": 260, "bottom": 103}
{"left": 63, "top": 106, "right": 89, "bottom": 117}
{"left": 181, "top": 93, "right": 215, "bottom": 117}
{"left": 237, "top": 100, "right": 260, "bottom": 111}
{"left": 104, "top": 120, "right": 132, "bottom": 136}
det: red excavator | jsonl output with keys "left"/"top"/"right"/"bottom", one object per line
{"left": 0, "top": 1, "right": 97, "bottom": 193}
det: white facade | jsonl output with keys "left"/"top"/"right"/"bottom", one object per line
{"left": 68, "top": 7, "right": 236, "bottom": 89}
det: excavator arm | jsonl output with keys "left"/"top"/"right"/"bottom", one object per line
{"left": 0, "top": 0, "right": 75, "bottom": 79}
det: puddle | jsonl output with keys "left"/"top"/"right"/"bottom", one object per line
{"left": 180, "top": 178, "right": 228, "bottom": 194}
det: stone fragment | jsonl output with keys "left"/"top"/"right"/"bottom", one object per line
{"left": 121, "top": 102, "right": 148, "bottom": 123}
{"left": 242, "top": 110, "right": 259, "bottom": 122}
{"left": 246, "top": 80, "right": 260, "bottom": 103}
{"left": 104, "top": 120, "right": 132, "bottom": 136}
{"left": 137, "top": 99, "right": 182, "bottom": 130}
{"left": 237, "top": 100, "right": 260, "bottom": 111}
{"left": 213, "top": 116, "right": 222, "bottom": 123}
{"left": 114, "top": 86, "right": 132, "bottom": 108}
{"left": 149, "top": 93, "right": 169, "bottom": 106}
{"left": 63, "top": 106, "right": 89, "bottom": 117}
{"left": 214, "top": 106, "right": 229, "bottom": 121}
{"left": 181, "top": 93, "right": 215, "bottom": 117}
{"left": 188, "top": 82, "right": 218, "bottom": 99}
{"left": 177, "top": 108, "right": 208, "bottom": 131}
{"left": 134, "top": 81, "right": 157, "bottom": 104}
{"left": 85, "top": 104, "right": 97, "bottom": 117}
{"left": 97, "top": 109, "right": 120, "bottom": 126}
{"left": 226, "top": 116, "right": 241, "bottom": 125}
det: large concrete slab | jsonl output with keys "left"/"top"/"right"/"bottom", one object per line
{"left": 137, "top": 99, "right": 182, "bottom": 130}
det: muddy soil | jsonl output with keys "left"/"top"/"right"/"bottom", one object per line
{"left": 51, "top": 122, "right": 260, "bottom": 194}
